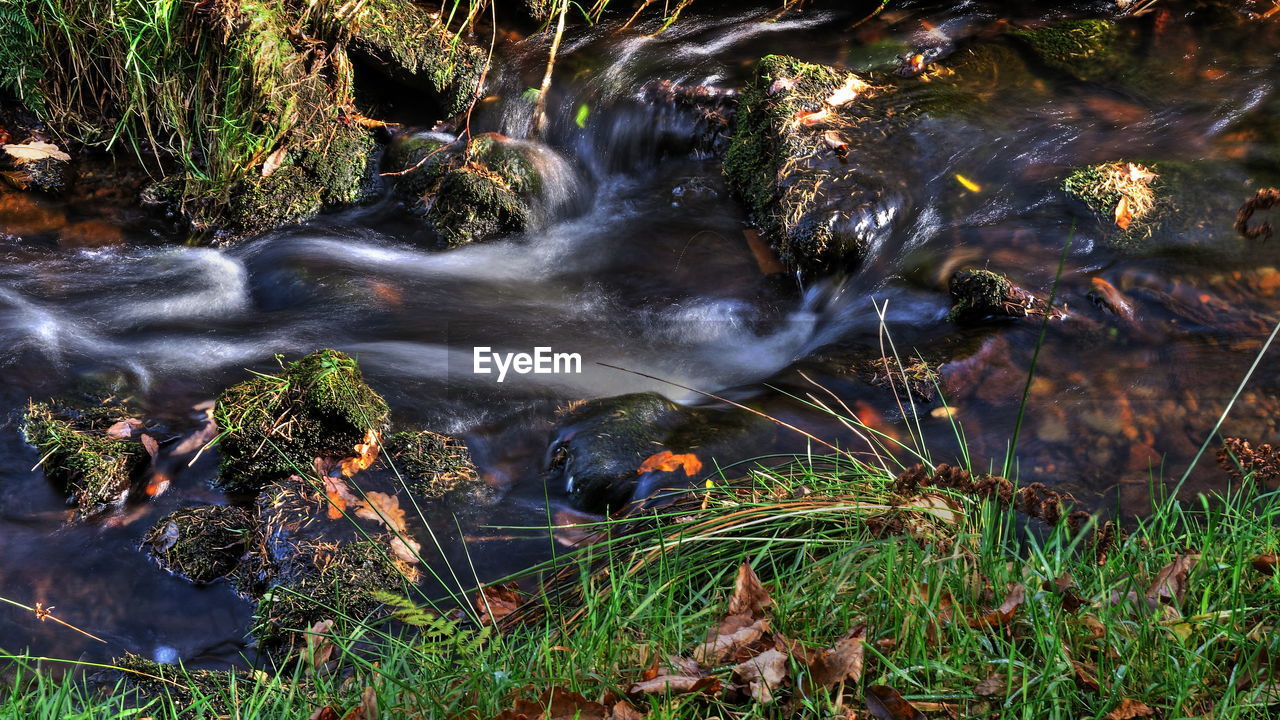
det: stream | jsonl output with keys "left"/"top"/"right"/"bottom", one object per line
{"left": 2, "top": 0, "right": 1280, "bottom": 671}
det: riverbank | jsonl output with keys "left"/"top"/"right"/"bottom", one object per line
{"left": 3, "top": 453, "right": 1277, "bottom": 719}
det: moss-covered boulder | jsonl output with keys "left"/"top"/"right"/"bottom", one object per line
{"left": 387, "top": 430, "right": 485, "bottom": 500}
{"left": 418, "top": 134, "right": 543, "bottom": 246}
{"left": 143, "top": 505, "right": 257, "bottom": 584}
{"left": 948, "top": 269, "right": 1062, "bottom": 323}
{"left": 1063, "top": 160, "right": 1165, "bottom": 250}
{"left": 385, "top": 132, "right": 455, "bottom": 197}
{"left": 332, "top": 0, "right": 486, "bottom": 119}
{"left": 21, "top": 397, "right": 151, "bottom": 517}
{"left": 1009, "top": 19, "right": 1123, "bottom": 82}
{"left": 724, "top": 55, "right": 909, "bottom": 277}
{"left": 214, "top": 349, "right": 390, "bottom": 495}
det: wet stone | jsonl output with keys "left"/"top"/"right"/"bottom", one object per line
{"left": 143, "top": 505, "right": 257, "bottom": 584}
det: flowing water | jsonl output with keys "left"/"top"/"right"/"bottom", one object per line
{"left": 3, "top": 0, "right": 1280, "bottom": 670}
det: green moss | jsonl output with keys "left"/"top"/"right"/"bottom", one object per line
{"left": 143, "top": 505, "right": 256, "bottom": 584}
{"left": 21, "top": 397, "right": 149, "bottom": 517}
{"left": 386, "top": 134, "right": 452, "bottom": 197}
{"left": 1063, "top": 161, "right": 1166, "bottom": 250}
{"left": 388, "top": 430, "right": 483, "bottom": 500}
{"left": 337, "top": 0, "right": 485, "bottom": 118}
{"left": 948, "top": 269, "right": 1014, "bottom": 322}
{"left": 427, "top": 165, "right": 530, "bottom": 247}
{"left": 214, "top": 349, "right": 390, "bottom": 495}
{"left": 252, "top": 538, "right": 409, "bottom": 648}
{"left": 94, "top": 654, "right": 263, "bottom": 714}
{"left": 1010, "top": 19, "right": 1122, "bottom": 82}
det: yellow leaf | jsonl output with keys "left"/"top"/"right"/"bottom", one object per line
{"left": 3, "top": 141, "right": 70, "bottom": 163}
{"left": 955, "top": 173, "right": 982, "bottom": 193}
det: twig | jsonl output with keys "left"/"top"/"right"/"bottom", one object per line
{"left": 0, "top": 596, "right": 107, "bottom": 644}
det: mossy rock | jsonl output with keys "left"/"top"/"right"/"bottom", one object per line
{"left": 387, "top": 430, "right": 484, "bottom": 500}
{"left": 143, "top": 505, "right": 257, "bottom": 584}
{"left": 251, "top": 538, "right": 410, "bottom": 648}
{"left": 214, "top": 349, "right": 390, "bottom": 495}
{"left": 422, "top": 136, "right": 541, "bottom": 246}
{"left": 336, "top": 0, "right": 486, "bottom": 118}
{"left": 948, "top": 269, "right": 1014, "bottom": 322}
{"left": 1063, "top": 161, "right": 1166, "bottom": 250}
{"left": 90, "top": 654, "right": 264, "bottom": 714}
{"left": 1009, "top": 19, "right": 1123, "bottom": 82}
{"left": 724, "top": 55, "right": 908, "bottom": 277}
{"left": 385, "top": 133, "right": 454, "bottom": 197}
{"left": 21, "top": 397, "right": 150, "bottom": 517}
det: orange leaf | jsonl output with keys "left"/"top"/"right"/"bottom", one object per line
{"left": 825, "top": 74, "right": 869, "bottom": 107}
{"left": 795, "top": 108, "right": 835, "bottom": 127}
{"left": 475, "top": 582, "right": 523, "bottom": 626}
{"left": 340, "top": 429, "right": 382, "bottom": 477}
{"left": 1114, "top": 195, "right": 1133, "bottom": 230}
{"left": 637, "top": 450, "right": 703, "bottom": 476}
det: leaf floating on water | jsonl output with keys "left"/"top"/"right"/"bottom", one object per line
{"left": 954, "top": 173, "right": 982, "bottom": 193}
{"left": 575, "top": 103, "right": 591, "bottom": 128}
{"left": 139, "top": 433, "right": 159, "bottom": 461}
{"left": 261, "top": 145, "right": 288, "bottom": 178}
{"left": 822, "top": 130, "right": 849, "bottom": 159}
{"left": 637, "top": 450, "right": 703, "bottom": 476}
{"left": 475, "top": 581, "right": 523, "bottom": 626}
{"left": 865, "top": 685, "right": 926, "bottom": 720}
{"left": 354, "top": 490, "right": 422, "bottom": 563}
{"left": 1125, "top": 162, "right": 1157, "bottom": 184}
{"left": 492, "top": 687, "right": 608, "bottom": 720}
{"left": 825, "top": 74, "right": 869, "bottom": 106}
{"left": 3, "top": 141, "right": 70, "bottom": 163}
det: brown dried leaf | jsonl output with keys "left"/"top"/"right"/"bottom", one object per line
{"left": 310, "top": 707, "right": 340, "bottom": 720}
{"left": 3, "top": 141, "right": 70, "bottom": 163}
{"left": 1146, "top": 552, "right": 1199, "bottom": 607}
{"left": 340, "top": 429, "right": 382, "bottom": 478}
{"left": 355, "top": 491, "right": 408, "bottom": 533}
{"left": 734, "top": 647, "right": 789, "bottom": 703}
{"left": 696, "top": 612, "right": 769, "bottom": 664}
{"left": 975, "top": 672, "right": 1006, "bottom": 697}
{"left": 106, "top": 418, "right": 144, "bottom": 439}
{"left": 1104, "top": 698, "right": 1156, "bottom": 719}
{"left": 629, "top": 674, "right": 720, "bottom": 697}
{"left": 807, "top": 626, "right": 865, "bottom": 692}
{"left": 865, "top": 685, "right": 926, "bottom": 720}
{"left": 609, "top": 698, "right": 645, "bottom": 720}
{"left": 1251, "top": 553, "right": 1277, "bottom": 576}
{"left": 139, "top": 433, "right": 159, "bottom": 461}
{"left": 475, "top": 581, "right": 522, "bottom": 626}
{"left": 730, "top": 562, "right": 773, "bottom": 617}
{"left": 306, "top": 619, "right": 336, "bottom": 669}
{"left": 339, "top": 686, "right": 377, "bottom": 720}
{"left": 969, "top": 583, "right": 1026, "bottom": 629}
{"left": 172, "top": 420, "right": 218, "bottom": 455}
{"left": 261, "top": 145, "right": 288, "bottom": 178}
{"left": 1071, "top": 658, "right": 1101, "bottom": 692}
{"left": 493, "top": 687, "right": 607, "bottom": 720}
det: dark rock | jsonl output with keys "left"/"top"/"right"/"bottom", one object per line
{"left": 143, "top": 505, "right": 257, "bottom": 584}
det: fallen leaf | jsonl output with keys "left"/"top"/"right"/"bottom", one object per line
{"left": 969, "top": 583, "right": 1027, "bottom": 629}
{"left": 1252, "top": 553, "right": 1277, "bottom": 575}
{"left": 1071, "top": 658, "right": 1101, "bottom": 692}
{"left": 629, "top": 674, "right": 720, "bottom": 697}
{"left": 795, "top": 108, "right": 835, "bottom": 127}
{"left": 696, "top": 609, "right": 769, "bottom": 664}
{"left": 1125, "top": 162, "right": 1156, "bottom": 184}
{"left": 609, "top": 698, "right": 644, "bottom": 720}
{"left": 1114, "top": 195, "right": 1133, "bottom": 230}
{"left": 340, "top": 429, "right": 382, "bottom": 477}
{"left": 172, "top": 420, "right": 218, "bottom": 455}
{"left": 1045, "top": 573, "right": 1089, "bottom": 613}
{"left": 106, "top": 418, "right": 144, "bottom": 439}
{"left": 1104, "top": 697, "right": 1156, "bottom": 719}
{"left": 355, "top": 491, "right": 407, "bottom": 532}
{"left": 825, "top": 74, "right": 870, "bottom": 106}
{"left": 475, "top": 581, "right": 522, "bottom": 626}
{"left": 637, "top": 450, "right": 702, "bottom": 476}
{"left": 954, "top": 173, "right": 982, "bottom": 193}
{"left": 734, "top": 647, "right": 789, "bottom": 703}
{"left": 339, "top": 686, "right": 377, "bottom": 720}
{"left": 139, "top": 433, "right": 159, "bottom": 461}
{"left": 3, "top": 141, "right": 70, "bottom": 163}
{"left": 768, "top": 77, "right": 797, "bottom": 95}
{"left": 493, "top": 687, "right": 607, "bottom": 720}
{"left": 306, "top": 619, "right": 336, "bottom": 669}
{"left": 730, "top": 562, "right": 774, "bottom": 617}
{"left": 865, "top": 685, "right": 926, "bottom": 720}
{"left": 975, "top": 672, "right": 1006, "bottom": 696}
{"left": 310, "top": 707, "right": 340, "bottom": 720}
{"left": 261, "top": 145, "right": 288, "bottom": 178}
{"left": 804, "top": 626, "right": 865, "bottom": 693}
{"left": 1146, "top": 552, "right": 1199, "bottom": 607}
{"left": 322, "top": 474, "right": 360, "bottom": 520}
{"left": 388, "top": 534, "right": 422, "bottom": 564}
{"left": 822, "top": 131, "right": 849, "bottom": 158}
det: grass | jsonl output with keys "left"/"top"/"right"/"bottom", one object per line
{"left": 2, "top": 453, "right": 1277, "bottom": 719}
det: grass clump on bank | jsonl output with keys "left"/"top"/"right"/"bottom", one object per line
{"left": 4, "top": 452, "right": 1277, "bottom": 719}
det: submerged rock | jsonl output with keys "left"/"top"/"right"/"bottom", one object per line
{"left": 544, "top": 393, "right": 771, "bottom": 513}
{"left": 387, "top": 430, "right": 487, "bottom": 501}
{"left": 1009, "top": 19, "right": 1124, "bottom": 82}
{"left": 214, "top": 349, "right": 390, "bottom": 495}
{"left": 143, "top": 505, "right": 257, "bottom": 584}
{"left": 21, "top": 396, "right": 152, "bottom": 518}
{"left": 948, "top": 269, "right": 1062, "bottom": 324}
{"left": 724, "top": 54, "right": 908, "bottom": 277}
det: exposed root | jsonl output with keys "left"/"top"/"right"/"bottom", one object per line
{"left": 1234, "top": 188, "right": 1280, "bottom": 242}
